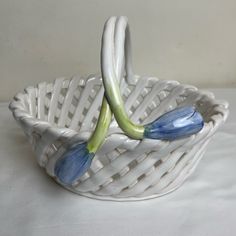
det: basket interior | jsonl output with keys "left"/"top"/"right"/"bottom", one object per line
{"left": 18, "top": 75, "right": 218, "bottom": 135}
{"left": 9, "top": 75, "right": 228, "bottom": 199}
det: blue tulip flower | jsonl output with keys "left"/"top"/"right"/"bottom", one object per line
{"left": 144, "top": 106, "right": 204, "bottom": 140}
{"left": 54, "top": 142, "right": 94, "bottom": 185}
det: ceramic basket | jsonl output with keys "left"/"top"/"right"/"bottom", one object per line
{"left": 9, "top": 17, "right": 229, "bottom": 201}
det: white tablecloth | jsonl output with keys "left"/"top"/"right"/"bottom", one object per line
{"left": 1, "top": 89, "right": 236, "bottom": 236}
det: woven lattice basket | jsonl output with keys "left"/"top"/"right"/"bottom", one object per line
{"left": 9, "top": 17, "right": 229, "bottom": 201}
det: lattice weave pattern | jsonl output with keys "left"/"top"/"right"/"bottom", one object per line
{"left": 9, "top": 75, "right": 228, "bottom": 200}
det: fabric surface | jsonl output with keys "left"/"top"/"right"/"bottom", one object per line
{"left": 1, "top": 88, "right": 235, "bottom": 236}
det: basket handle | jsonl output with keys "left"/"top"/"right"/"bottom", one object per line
{"left": 86, "top": 16, "right": 135, "bottom": 153}
{"left": 101, "top": 16, "right": 136, "bottom": 86}
{"left": 100, "top": 16, "right": 144, "bottom": 139}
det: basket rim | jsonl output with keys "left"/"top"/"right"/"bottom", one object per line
{"left": 8, "top": 74, "right": 229, "bottom": 147}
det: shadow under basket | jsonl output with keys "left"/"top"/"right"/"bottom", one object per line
{"left": 9, "top": 74, "right": 229, "bottom": 201}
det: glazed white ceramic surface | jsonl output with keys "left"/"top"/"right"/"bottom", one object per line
{"left": 9, "top": 16, "right": 229, "bottom": 201}
{"left": 9, "top": 74, "right": 228, "bottom": 201}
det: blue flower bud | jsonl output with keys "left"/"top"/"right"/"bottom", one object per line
{"left": 144, "top": 106, "right": 204, "bottom": 140}
{"left": 54, "top": 142, "right": 94, "bottom": 185}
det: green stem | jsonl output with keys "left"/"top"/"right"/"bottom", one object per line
{"left": 105, "top": 83, "right": 144, "bottom": 139}
{"left": 87, "top": 96, "right": 112, "bottom": 153}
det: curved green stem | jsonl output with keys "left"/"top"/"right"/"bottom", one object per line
{"left": 87, "top": 96, "right": 112, "bottom": 153}
{"left": 105, "top": 82, "right": 144, "bottom": 139}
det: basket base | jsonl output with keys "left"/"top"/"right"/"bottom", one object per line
{"left": 56, "top": 151, "right": 205, "bottom": 202}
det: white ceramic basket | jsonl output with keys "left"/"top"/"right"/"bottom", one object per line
{"left": 9, "top": 74, "right": 228, "bottom": 201}
{"left": 9, "top": 17, "right": 229, "bottom": 201}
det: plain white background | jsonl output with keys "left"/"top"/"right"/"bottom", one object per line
{"left": 0, "top": 0, "right": 236, "bottom": 101}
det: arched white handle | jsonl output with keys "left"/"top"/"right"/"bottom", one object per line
{"left": 101, "top": 16, "right": 144, "bottom": 139}
{"left": 101, "top": 16, "right": 136, "bottom": 86}
{"left": 87, "top": 16, "right": 135, "bottom": 153}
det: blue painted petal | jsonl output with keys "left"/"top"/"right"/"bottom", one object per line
{"left": 54, "top": 142, "right": 94, "bottom": 185}
{"left": 144, "top": 106, "right": 204, "bottom": 140}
